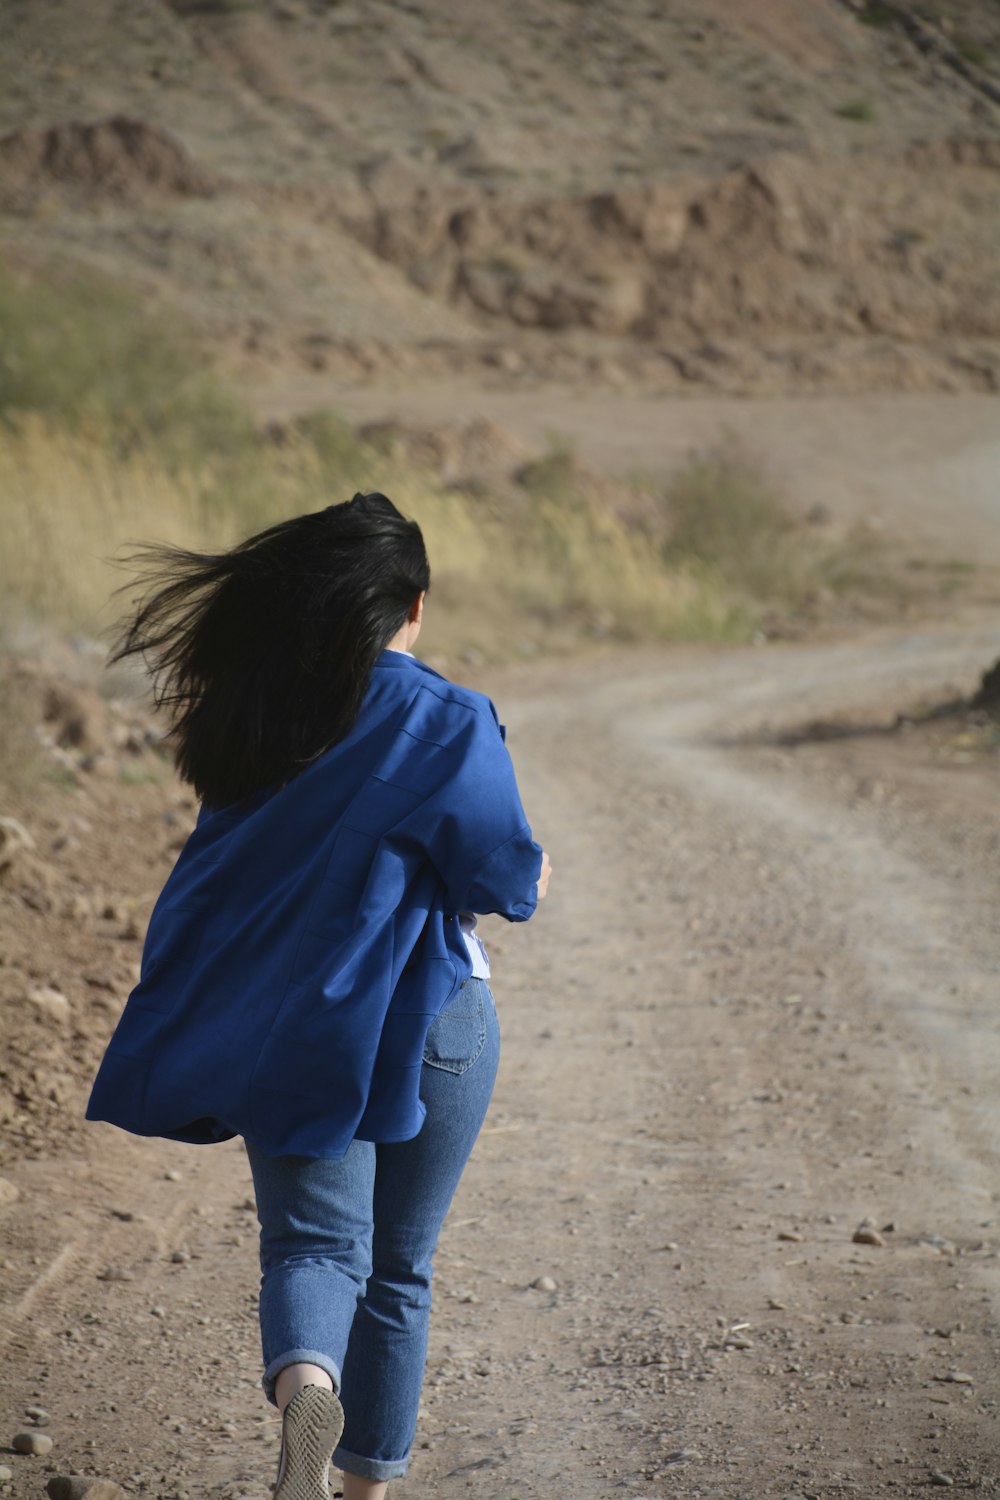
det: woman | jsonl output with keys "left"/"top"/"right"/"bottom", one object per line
{"left": 87, "top": 492, "right": 550, "bottom": 1500}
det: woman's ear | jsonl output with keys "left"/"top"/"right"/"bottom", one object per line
{"left": 410, "top": 591, "right": 426, "bottom": 625}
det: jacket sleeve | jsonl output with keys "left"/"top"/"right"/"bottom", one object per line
{"left": 404, "top": 697, "right": 543, "bottom": 921}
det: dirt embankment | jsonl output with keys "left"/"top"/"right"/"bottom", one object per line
{"left": 0, "top": 657, "right": 196, "bottom": 1165}
{"left": 328, "top": 138, "right": 1000, "bottom": 392}
{"left": 0, "top": 118, "right": 216, "bottom": 212}
{"left": 344, "top": 142, "right": 1000, "bottom": 343}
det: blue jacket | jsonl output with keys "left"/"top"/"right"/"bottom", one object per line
{"left": 86, "top": 652, "right": 543, "bottom": 1159}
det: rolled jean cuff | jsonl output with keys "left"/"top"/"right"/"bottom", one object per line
{"left": 262, "top": 1348, "right": 342, "bottom": 1407}
{"left": 332, "top": 1444, "right": 409, "bottom": 1482}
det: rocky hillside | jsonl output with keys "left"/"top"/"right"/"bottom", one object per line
{"left": 0, "top": 652, "right": 194, "bottom": 1163}
{"left": 2, "top": 0, "right": 1000, "bottom": 393}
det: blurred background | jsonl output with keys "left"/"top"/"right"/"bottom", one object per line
{"left": 2, "top": 0, "right": 1000, "bottom": 661}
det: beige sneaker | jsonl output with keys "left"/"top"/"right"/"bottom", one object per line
{"left": 273, "top": 1385, "right": 345, "bottom": 1500}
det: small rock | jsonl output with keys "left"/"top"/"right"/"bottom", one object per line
{"left": 488, "top": 346, "right": 523, "bottom": 374}
{"left": 852, "top": 1218, "right": 885, "bottom": 1247}
{"left": 150, "top": 1305, "right": 166, "bottom": 1319}
{"left": 531, "top": 1275, "right": 557, "bottom": 1292}
{"left": 170, "top": 1247, "right": 191, "bottom": 1264}
{"left": 0, "top": 816, "right": 36, "bottom": 874}
{"left": 27, "top": 985, "right": 72, "bottom": 1023}
{"left": 164, "top": 1169, "right": 182, "bottom": 1182}
{"left": 25, "top": 1406, "right": 50, "bottom": 1426}
{"left": 777, "top": 1230, "right": 804, "bottom": 1242}
{"left": 935, "top": 1371, "right": 974, "bottom": 1385}
{"left": 47, "top": 1482, "right": 78, "bottom": 1500}
{"left": 13, "top": 1431, "right": 53, "bottom": 1455}
{"left": 930, "top": 1473, "right": 955, "bottom": 1488}
{"left": 0, "top": 1177, "right": 20, "bottom": 1208}
{"left": 96, "top": 1266, "right": 134, "bottom": 1283}
{"left": 63, "top": 893, "right": 93, "bottom": 922}
{"left": 921, "top": 1235, "right": 957, "bottom": 1254}
{"left": 47, "top": 1479, "right": 128, "bottom": 1500}
{"left": 0, "top": 1466, "right": 13, "bottom": 1483}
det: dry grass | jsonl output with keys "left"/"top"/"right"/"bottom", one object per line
{"left": 0, "top": 265, "right": 252, "bottom": 462}
{"left": 653, "top": 439, "right": 914, "bottom": 626}
{"left": 0, "top": 416, "right": 210, "bottom": 636}
{"left": 0, "top": 263, "right": 923, "bottom": 667}
{"left": 0, "top": 414, "right": 748, "bottom": 662}
{"left": 510, "top": 488, "right": 748, "bottom": 644}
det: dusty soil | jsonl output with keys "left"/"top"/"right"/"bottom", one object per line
{"left": 2, "top": 614, "right": 1000, "bottom": 1500}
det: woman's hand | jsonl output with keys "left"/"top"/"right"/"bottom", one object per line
{"left": 536, "top": 850, "right": 552, "bottom": 901}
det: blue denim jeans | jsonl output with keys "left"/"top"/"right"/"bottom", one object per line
{"left": 245, "top": 978, "right": 500, "bottom": 1482}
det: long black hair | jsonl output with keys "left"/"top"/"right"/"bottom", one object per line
{"left": 112, "top": 492, "right": 430, "bottom": 807}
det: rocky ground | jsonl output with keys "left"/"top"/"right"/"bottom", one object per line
{"left": 2, "top": 615, "right": 1000, "bottom": 1500}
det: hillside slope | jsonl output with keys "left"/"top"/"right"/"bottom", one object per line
{"left": 1, "top": 0, "right": 1000, "bottom": 392}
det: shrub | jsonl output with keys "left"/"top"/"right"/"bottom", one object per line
{"left": 834, "top": 99, "right": 875, "bottom": 122}
{"left": 0, "top": 264, "right": 255, "bottom": 462}
{"left": 956, "top": 37, "right": 992, "bottom": 71}
{"left": 858, "top": 3, "right": 895, "bottom": 28}
{"left": 660, "top": 442, "right": 806, "bottom": 606}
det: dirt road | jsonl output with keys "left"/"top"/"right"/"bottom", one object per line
{"left": 3, "top": 617, "right": 999, "bottom": 1500}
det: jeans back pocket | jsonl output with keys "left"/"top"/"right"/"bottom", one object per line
{"left": 422, "top": 979, "right": 488, "bottom": 1075}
